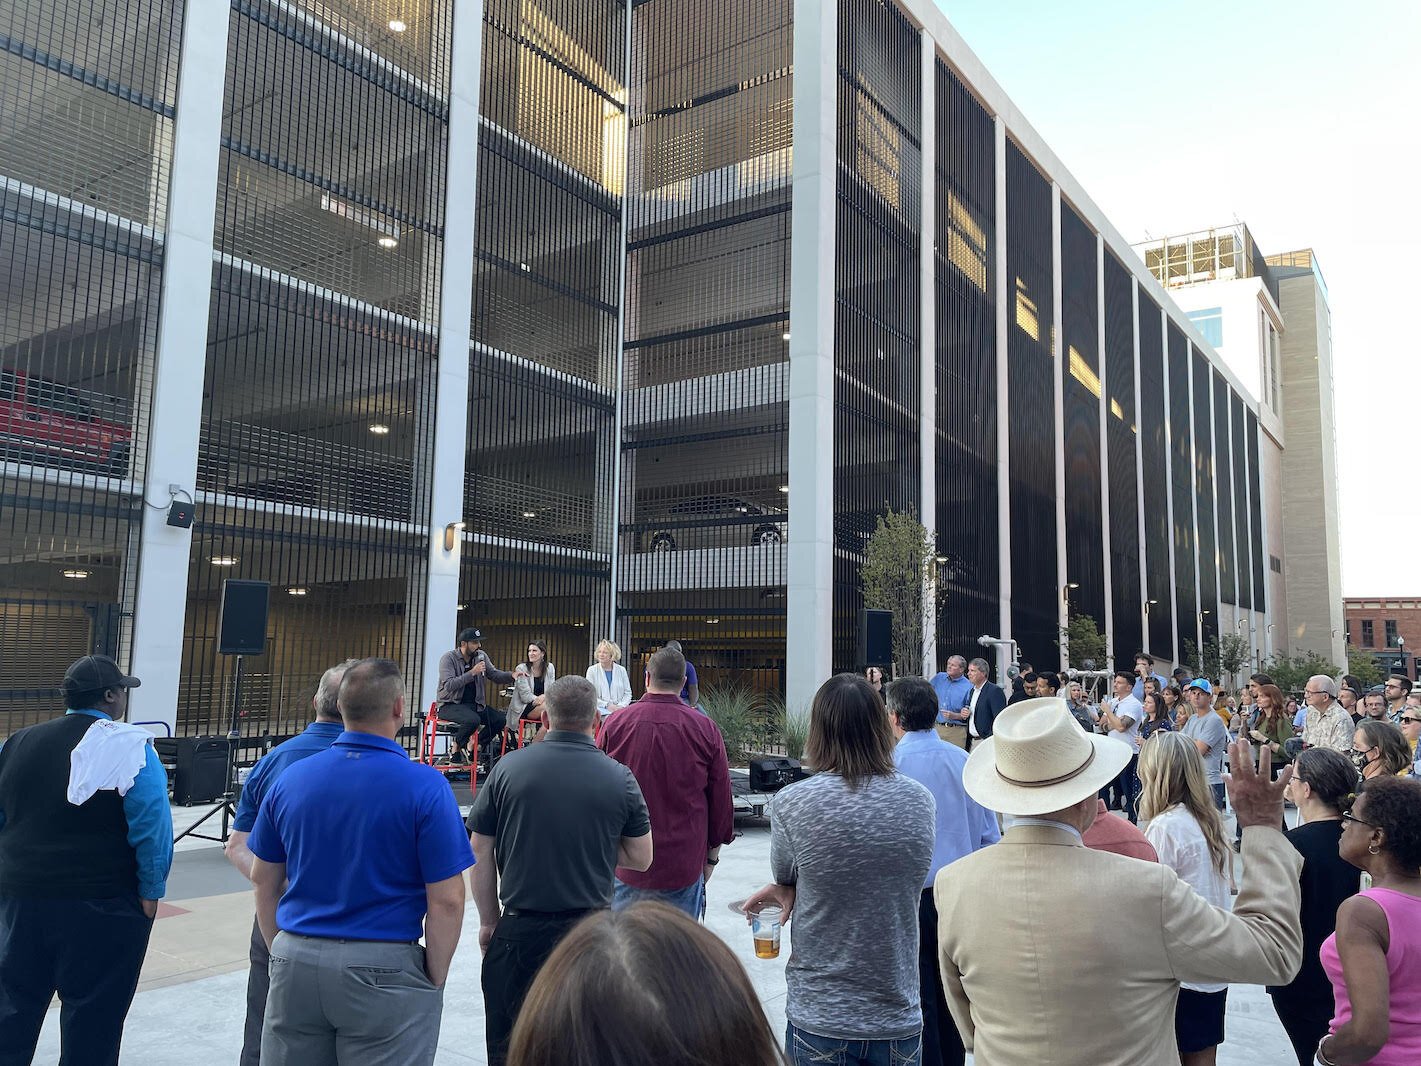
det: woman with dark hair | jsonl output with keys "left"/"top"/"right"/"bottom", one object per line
{"left": 1267, "top": 749, "right": 1362, "bottom": 1064}
{"left": 744, "top": 674, "right": 935, "bottom": 1066}
{"left": 1352, "top": 719, "right": 1412, "bottom": 780}
{"left": 1139, "top": 690, "right": 1174, "bottom": 743}
{"left": 863, "top": 666, "right": 886, "bottom": 699}
{"left": 506, "top": 902, "right": 786, "bottom": 1066}
{"left": 1317, "top": 776, "right": 1421, "bottom": 1065}
{"left": 510, "top": 641, "right": 555, "bottom": 739}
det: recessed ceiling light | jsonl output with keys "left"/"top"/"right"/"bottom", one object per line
{"left": 573, "top": 622, "right": 586, "bottom": 628}
{"left": 521, "top": 510, "right": 536, "bottom": 518}
{"left": 287, "top": 587, "right": 308, "bottom": 596}
{"left": 778, "top": 485, "right": 789, "bottom": 494}
{"left": 368, "top": 423, "right": 391, "bottom": 435}
{"left": 378, "top": 235, "right": 399, "bottom": 249}
{"left": 62, "top": 569, "right": 91, "bottom": 580}
{"left": 706, "top": 618, "right": 720, "bottom": 624}
{"left": 388, "top": 18, "right": 407, "bottom": 33}
{"left": 458, "top": 603, "right": 467, "bottom": 610}
{"left": 781, "top": 332, "right": 791, "bottom": 341}
{"left": 519, "top": 262, "right": 530, "bottom": 271}
{"left": 210, "top": 556, "right": 238, "bottom": 567}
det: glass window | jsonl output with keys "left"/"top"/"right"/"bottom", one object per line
{"left": 1186, "top": 307, "right": 1224, "bottom": 348}
{"left": 1363, "top": 619, "right": 1375, "bottom": 647}
{"left": 1386, "top": 619, "right": 1399, "bottom": 647}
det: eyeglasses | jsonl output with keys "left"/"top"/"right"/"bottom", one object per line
{"left": 1401, "top": 716, "right": 1421, "bottom": 725}
{"left": 1341, "top": 810, "right": 1378, "bottom": 829}
{"left": 1303, "top": 689, "right": 1328, "bottom": 696}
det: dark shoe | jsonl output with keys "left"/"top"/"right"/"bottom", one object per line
{"left": 449, "top": 748, "right": 468, "bottom": 766}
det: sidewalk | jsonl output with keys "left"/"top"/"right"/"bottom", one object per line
{"left": 31, "top": 805, "right": 1295, "bottom": 1063}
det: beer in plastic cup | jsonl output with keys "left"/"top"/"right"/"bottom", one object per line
{"left": 752, "top": 904, "right": 782, "bottom": 959}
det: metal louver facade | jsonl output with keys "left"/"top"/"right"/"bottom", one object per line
{"left": 0, "top": 0, "right": 1280, "bottom": 738}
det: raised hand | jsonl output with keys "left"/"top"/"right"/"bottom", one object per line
{"left": 1224, "top": 736, "right": 1292, "bottom": 830}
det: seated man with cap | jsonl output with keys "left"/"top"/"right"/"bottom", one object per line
{"left": 934, "top": 697, "right": 1304, "bottom": 1065}
{"left": 435, "top": 627, "right": 515, "bottom": 765}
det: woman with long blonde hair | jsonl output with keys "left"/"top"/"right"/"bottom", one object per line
{"left": 1139, "top": 732, "right": 1233, "bottom": 1066}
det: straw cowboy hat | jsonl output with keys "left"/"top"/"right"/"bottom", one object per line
{"left": 962, "top": 697, "right": 1131, "bottom": 816}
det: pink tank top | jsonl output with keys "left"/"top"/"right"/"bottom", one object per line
{"left": 1320, "top": 887, "right": 1421, "bottom": 1065}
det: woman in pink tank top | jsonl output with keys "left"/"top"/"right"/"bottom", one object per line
{"left": 1318, "top": 776, "right": 1421, "bottom": 1065}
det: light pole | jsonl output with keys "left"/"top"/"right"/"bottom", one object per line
{"left": 1398, "top": 635, "right": 1407, "bottom": 680}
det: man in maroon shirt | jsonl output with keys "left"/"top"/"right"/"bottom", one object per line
{"left": 598, "top": 646, "right": 735, "bottom": 919}
{"left": 1081, "top": 798, "right": 1159, "bottom": 861}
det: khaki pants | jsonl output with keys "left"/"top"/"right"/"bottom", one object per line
{"left": 935, "top": 723, "right": 969, "bottom": 749}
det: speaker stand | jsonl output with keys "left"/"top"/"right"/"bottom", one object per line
{"left": 173, "top": 654, "right": 244, "bottom": 845}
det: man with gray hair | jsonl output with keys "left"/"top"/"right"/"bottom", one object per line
{"left": 467, "top": 676, "right": 651, "bottom": 1064}
{"left": 1300, "top": 674, "right": 1353, "bottom": 752}
{"left": 930, "top": 655, "right": 973, "bottom": 749}
{"left": 963, "top": 657, "right": 1006, "bottom": 751}
{"left": 225, "top": 658, "right": 359, "bottom": 1066}
{"left": 248, "top": 659, "right": 473, "bottom": 1065}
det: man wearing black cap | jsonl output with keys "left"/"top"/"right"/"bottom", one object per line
{"left": 436, "top": 628, "right": 514, "bottom": 765}
{"left": 0, "top": 654, "right": 173, "bottom": 1065}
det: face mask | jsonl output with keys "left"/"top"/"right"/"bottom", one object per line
{"left": 1349, "top": 749, "right": 1371, "bottom": 773}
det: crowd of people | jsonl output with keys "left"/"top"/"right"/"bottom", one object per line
{"left": 3, "top": 645, "right": 1421, "bottom": 1066}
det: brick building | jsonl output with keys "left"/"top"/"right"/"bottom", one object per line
{"left": 1343, "top": 598, "right": 1420, "bottom": 680}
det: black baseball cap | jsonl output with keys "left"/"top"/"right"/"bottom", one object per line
{"left": 63, "top": 655, "right": 141, "bottom": 694}
{"left": 458, "top": 628, "right": 483, "bottom": 643}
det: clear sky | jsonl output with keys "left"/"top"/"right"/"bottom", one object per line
{"left": 936, "top": 1, "right": 1421, "bottom": 596}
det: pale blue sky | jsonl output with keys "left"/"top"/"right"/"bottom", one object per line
{"left": 936, "top": 1, "right": 1421, "bottom": 595}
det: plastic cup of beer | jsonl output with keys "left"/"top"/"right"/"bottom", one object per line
{"left": 752, "top": 905, "right": 782, "bottom": 959}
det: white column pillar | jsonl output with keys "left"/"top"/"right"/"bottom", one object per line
{"left": 919, "top": 31, "right": 937, "bottom": 676}
{"left": 126, "top": 2, "right": 232, "bottom": 734}
{"left": 993, "top": 117, "right": 1011, "bottom": 682}
{"left": 1051, "top": 184, "right": 1067, "bottom": 671}
{"left": 606, "top": 1, "right": 634, "bottom": 638}
{"left": 1096, "top": 234, "right": 1113, "bottom": 669}
{"left": 1188, "top": 347, "right": 1203, "bottom": 663}
{"left": 1132, "top": 279, "right": 1149, "bottom": 657}
{"left": 418, "top": 0, "right": 485, "bottom": 714}
{"left": 1162, "top": 315, "right": 1179, "bottom": 668}
{"left": 786, "top": 0, "right": 837, "bottom": 709}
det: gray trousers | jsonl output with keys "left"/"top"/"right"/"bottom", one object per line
{"left": 261, "top": 931, "right": 443, "bottom": 1066}
{"left": 242, "top": 919, "right": 269, "bottom": 1066}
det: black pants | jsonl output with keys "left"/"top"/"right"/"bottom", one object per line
{"left": 1100, "top": 754, "right": 1140, "bottom": 823}
{"left": 918, "top": 890, "right": 966, "bottom": 1066}
{"left": 1269, "top": 990, "right": 1332, "bottom": 1066}
{"left": 242, "top": 917, "right": 269, "bottom": 1066}
{"left": 438, "top": 703, "right": 505, "bottom": 751}
{"left": 482, "top": 911, "right": 593, "bottom": 1066}
{"left": 0, "top": 893, "right": 155, "bottom": 1066}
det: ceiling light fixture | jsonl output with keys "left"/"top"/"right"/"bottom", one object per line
{"left": 388, "top": 17, "right": 407, "bottom": 33}
{"left": 321, "top": 193, "right": 400, "bottom": 247}
{"left": 287, "top": 587, "right": 309, "bottom": 596}
{"left": 781, "top": 332, "right": 791, "bottom": 341}
{"left": 521, "top": 510, "right": 536, "bottom": 518}
{"left": 778, "top": 484, "right": 789, "bottom": 494}
{"left": 377, "top": 235, "right": 399, "bottom": 249}
{"left": 210, "top": 556, "right": 238, "bottom": 567}
{"left": 62, "top": 569, "right": 91, "bottom": 580}
{"left": 369, "top": 423, "right": 391, "bottom": 435}
{"left": 706, "top": 618, "right": 720, "bottom": 624}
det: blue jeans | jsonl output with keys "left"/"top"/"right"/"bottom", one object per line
{"left": 786, "top": 1023, "right": 923, "bottom": 1066}
{"left": 612, "top": 877, "right": 705, "bottom": 921}
{"left": 1211, "top": 782, "right": 1227, "bottom": 811}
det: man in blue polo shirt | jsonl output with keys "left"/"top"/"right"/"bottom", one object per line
{"left": 930, "top": 655, "right": 974, "bottom": 744}
{"left": 224, "top": 658, "right": 356, "bottom": 1066}
{"left": 248, "top": 658, "right": 473, "bottom": 1065}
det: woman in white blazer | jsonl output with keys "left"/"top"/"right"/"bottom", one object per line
{"left": 585, "top": 639, "right": 632, "bottom": 715}
{"left": 510, "top": 641, "right": 556, "bottom": 721}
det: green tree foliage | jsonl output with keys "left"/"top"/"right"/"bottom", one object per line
{"left": 1061, "top": 613, "right": 1107, "bottom": 670}
{"left": 1262, "top": 650, "right": 1340, "bottom": 694}
{"left": 1346, "top": 646, "right": 1386, "bottom": 689}
{"left": 861, "top": 509, "right": 938, "bottom": 676}
{"left": 1182, "top": 634, "right": 1253, "bottom": 686}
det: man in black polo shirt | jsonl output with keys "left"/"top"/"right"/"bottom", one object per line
{"left": 467, "top": 675, "right": 651, "bottom": 1065}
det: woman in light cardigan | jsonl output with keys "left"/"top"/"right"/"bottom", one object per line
{"left": 511, "top": 641, "right": 556, "bottom": 720}
{"left": 586, "top": 639, "right": 632, "bottom": 716}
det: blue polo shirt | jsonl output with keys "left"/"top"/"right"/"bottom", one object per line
{"left": 929, "top": 673, "right": 973, "bottom": 718}
{"left": 248, "top": 731, "right": 474, "bottom": 941}
{"left": 232, "top": 720, "right": 344, "bottom": 833}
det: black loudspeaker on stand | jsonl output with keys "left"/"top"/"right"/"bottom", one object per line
{"left": 175, "top": 579, "right": 270, "bottom": 845}
{"left": 858, "top": 608, "right": 892, "bottom": 669}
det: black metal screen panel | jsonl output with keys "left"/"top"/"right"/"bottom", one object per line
{"left": 1104, "top": 251, "right": 1140, "bottom": 661}
{"left": 1214, "top": 371, "right": 1236, "bottom": 607}
{"left": 832, "top": 0, "right": 920, "bottom": 671}
{"left": 618, "top": 0, "right": 789, "bottom": 668}
{"left": 1247, "top": 409, "right": 1265, "bottom": 612}
{"left": 1168, "top": 324, "right": 1195, "bottom": 661}
{"left": 181, "top": 1, "right": 453, "bottom": 739}
{"left": 1192, "top": 349, "right": 1217, "bottom": 646}
{"left": 1005, "top": 141, "right": 1056, "bottom": 664}
{"left": 1138, "top": 295, "right": 1171, "bottom": 657}
{"left": 1060, "top": 204, "right": 1103, "bottom": 635}
{"left": 0, "top": 0, "right": 182, "bottom": 735}
{"left": 471, "top": 0, "right": 624, "bottom": 692}
{"left": 934, "top": 62, "right": 996, "bottom": 663}
{"left": 1232, "top": 391, "right": 1252, "bottom": 611}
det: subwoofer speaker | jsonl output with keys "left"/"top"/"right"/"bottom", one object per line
{"left": 217, "top": 579, "right": 270, "bottom": 656}
{"left": 171, "top": 735, "right": 231, "bottom": 805}
{"left": 858, "top": 608, "right": 892, "bottom": 668}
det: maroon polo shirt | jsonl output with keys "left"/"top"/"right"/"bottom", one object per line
{"left": 598, "top": 692, "right": 735, "bottom": 890}
{"left": 1081, "top": 798, "right": 1159, "bottom": 862}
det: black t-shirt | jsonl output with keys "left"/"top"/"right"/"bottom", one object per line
{"left": 1267, "top": 819, "right": 1360, "bottom": 1002}
{"left": 466, "top": 731, "right": 650, "bottom": 912}
{"left": 532, "top": 674, "right": 545, "bottom": 699}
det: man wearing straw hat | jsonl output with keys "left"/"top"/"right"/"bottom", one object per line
{"left": 934, "top": 697, "right": 1304, "bottom": 1065}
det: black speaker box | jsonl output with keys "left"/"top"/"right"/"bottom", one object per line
{"left": 748, "top": 754, "right": 808, "bottom": 793}
{"left": 858, "top": 608, "right": 892, "bottom": 667}
{"left": 172, "top": 736, "right": 231, "bottom": 805}
{"left": 218, "top": 579, "right": 270, "bottom": 656}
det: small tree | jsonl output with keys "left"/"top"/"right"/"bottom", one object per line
{"left": 1346, "top": 645, "right": 1386, "bottom": 689}
{"left": 861, "top": 508, "right": 938, "bottom": 676}
{"left": 1060, "top": 612, "right": 1107, "bottom": 670}
{"left": 1217, "top": 633, "right": 1251, "bottom": 686}
{"left": 1263, "top": 650, "right": 1339, "bottom": 694}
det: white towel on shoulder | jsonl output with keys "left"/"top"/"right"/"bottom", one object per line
{"left": 68, "top": 718, "right": 155, "bottom": 805}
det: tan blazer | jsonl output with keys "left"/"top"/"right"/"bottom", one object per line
{"left": 934, "top": 822, "right": 1303, "bottom": 1065}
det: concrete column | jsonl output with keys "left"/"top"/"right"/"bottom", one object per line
{"left": 1051, "top": 184, "right": 1067, "bottom": 671}
{"left": 605, "top": 0, "right": 634, "bottom": 637}
{"left": 919, "top": 30, "right": 937, "bottom": 675}
{"left": 417, "top": 0, "right": 484, "bottom": 714}
{"left": 126, "top": 2, "right": 232, "bottom": 733}
{"left": 786, "top": 0, "right": 837, "bottom": 709}
{"left": 993, "top": 117, "right": 1011, "bottom": 682}
{"left": 1096, "top": 233, "right": 1113, "bottom": 669}
{"left": 1132, "top": 278, "right": 1150, "bottom": 657}
{"left": 1161, "top": 314, "right": 1179, "bottom": 667}
{"left": 1188, "top": 347, "right": 1203, "bottom": 663}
